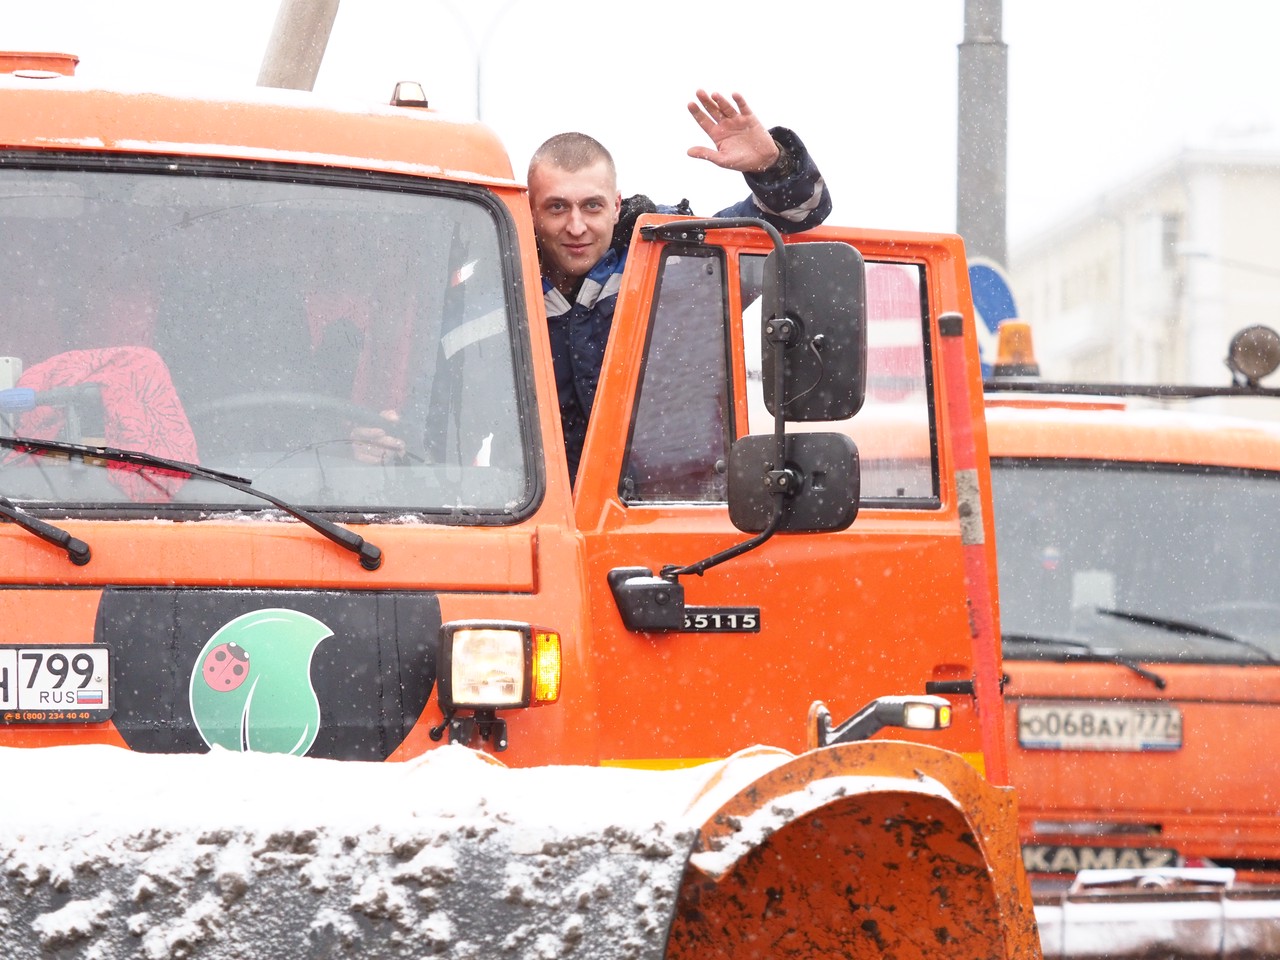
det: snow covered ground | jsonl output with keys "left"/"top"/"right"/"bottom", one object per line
{"left": 0, "top": 744, "right": 773, "bottom": 959}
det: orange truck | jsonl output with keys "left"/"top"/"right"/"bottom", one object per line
{"left": 0, "top": 53, "right": 1040, "bottom": 958}
{"left": 986, "top": 323, "right": 1280, "bottom": 957}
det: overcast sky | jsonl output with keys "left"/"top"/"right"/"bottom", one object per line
{"left": 7, "top": 0, "right": 1280, "bottom": 246}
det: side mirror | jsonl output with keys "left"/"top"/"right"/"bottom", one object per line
{"left": 762, "top": 242, "right": 867, "bottom": 422}
{"left": 727, "top": 432, "right": 859, "bottom": 533}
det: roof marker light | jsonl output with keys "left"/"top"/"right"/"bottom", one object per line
{"left": 390, "top": 81, "right": 429, "bottom": 108}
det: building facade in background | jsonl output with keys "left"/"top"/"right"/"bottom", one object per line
{"left": 1010, "top": 135, "right": 1280, "bottom": 386}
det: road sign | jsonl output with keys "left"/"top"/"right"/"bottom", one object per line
{"left": 968, "top": 257, "right": 1019, "bottom": 375}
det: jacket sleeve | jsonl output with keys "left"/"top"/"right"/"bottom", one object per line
{"left": 713, "top": 126, "right": 832, "bottom": 233}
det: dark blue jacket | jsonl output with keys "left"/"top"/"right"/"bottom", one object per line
{"left": 543, "top": 126, "right": 831, "bottom": 483}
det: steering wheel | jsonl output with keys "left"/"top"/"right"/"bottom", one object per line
{"left": 188, "top": 391, "right": 414, "bottom": 460}
{"left": 192, "top": 391, "right": 392, "bottom": 427}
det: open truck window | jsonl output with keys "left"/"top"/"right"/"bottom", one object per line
{"left": 0, "top": 162, "right": 534, "bottom": 520}
{"left": 742, "top": 255, "right": 938, "bottom": 504}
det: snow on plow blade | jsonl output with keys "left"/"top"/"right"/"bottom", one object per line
{"left": 0, "top": 741, "right": 1036, "bottom": 959}
{"left": 0, "top": 745, "right": 694, "bottom": 960}
{"left": 1035, "top": 869, "right": 1280, "bottom": 959}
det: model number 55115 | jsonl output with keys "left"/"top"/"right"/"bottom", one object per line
{"left": 682, "top": 608, "right": 761, "bottom": 633}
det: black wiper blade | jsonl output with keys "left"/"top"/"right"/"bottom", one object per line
{"left": 0, "top": 494, "right": 90, "bottom": 565}
{"left": 0, "top": 435, "right": 382, "bottom": 571}
{"left": 1002, "top": 632, "right": 1167, "bottom": 689}
{"left": 1003, "top": 632, "right": 1092, "bottom": 653}
{"left": 1, "top": 433, "right": 252, "bottom": 484}
{"left": 1097, "top": 607, "right": 1278, "bottom": 663}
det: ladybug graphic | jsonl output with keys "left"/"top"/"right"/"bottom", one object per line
{"left": 202, "top": 641, "right": 250, "bottom": 692}
{"left": 189, "top": 609, "right": 332, "bottom": 755}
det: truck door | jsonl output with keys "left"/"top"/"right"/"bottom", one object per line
{"left": 573, "top": 219, "right": 1003, "bottom": 770}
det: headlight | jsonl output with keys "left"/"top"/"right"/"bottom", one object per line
{"left": 439, "top": 621, "right": 561, "bottom": 710}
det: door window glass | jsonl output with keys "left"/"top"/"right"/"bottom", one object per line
{"left": 620, "top": 250, "right": 730, "bottom": 503}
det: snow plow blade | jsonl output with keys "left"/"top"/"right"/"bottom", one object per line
{"left": 665, "top": 739, "right": 1040, "bottom": 959}
{"left": 0, "top": 740, "right": 1036, "bottom": 959}
{"left": 1034, "top": 869, "right": 1280, "bottom": 959}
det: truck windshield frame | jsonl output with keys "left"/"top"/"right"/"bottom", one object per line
{"left": 0, "top": 154, "right": 541, "bottom": 524}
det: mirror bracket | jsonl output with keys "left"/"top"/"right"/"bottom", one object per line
{"left": 765, "top": 316, "right": 796, "bottom": 345}
{"left": 766, "top": 466, "right": 803, "bottom": 496}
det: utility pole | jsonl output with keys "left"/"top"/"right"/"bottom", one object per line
{"left": 257, "top": 0, "right": 341, "bottom": 91}
{"left": 956, "top": 0, "right": 1008, "bottom": 267}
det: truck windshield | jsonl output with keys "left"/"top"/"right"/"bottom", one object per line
{"left": 0, "top": 163, "right": 532, "bottom": 519}
{"left": 993, "top": 460, "right": 1280, "bottom": 662}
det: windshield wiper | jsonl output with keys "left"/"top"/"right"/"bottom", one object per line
{"left": 1097, "top": 607, "right": 1279, "bottom": 663}
{"left": 0, "top": 435, "right": 382, "bottom": 571}
{"left": 1003, "top": 632, "right": 1168, "bottom": 688}
{"left": 0, "top": 494, "right": 91, "bottom": 565}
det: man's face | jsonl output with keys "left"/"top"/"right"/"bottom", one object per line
{"left": 529, "top": 159, "right": 621, "bottom": 293}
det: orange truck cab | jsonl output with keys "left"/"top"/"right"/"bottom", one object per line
{"left": 986, "top": 323, "right": 1280, "bottom": 952}
{"left": 0, "top": 56, "right": 1039, "bottom": 958}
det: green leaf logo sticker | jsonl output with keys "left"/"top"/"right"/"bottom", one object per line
{"left": 189, "top": 608, "right": 333, "bottom": 756}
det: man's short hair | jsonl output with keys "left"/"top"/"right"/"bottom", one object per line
{"left": 528, "top": 132, "right": 616, "bottom": 182}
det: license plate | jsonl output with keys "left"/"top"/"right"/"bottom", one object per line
{"left": 0, "top": 646, "right": 112, "bottom": 723}
{"left": 1018, "top": 701, "right": 1181, "bottom": 751}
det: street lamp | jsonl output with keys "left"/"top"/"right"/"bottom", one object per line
{"left": 437, "top": 0, "right": 519, "bottom": 122}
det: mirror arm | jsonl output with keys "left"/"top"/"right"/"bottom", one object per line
{"left": 765, "top": 313, "right": 798, "bottom": 468}
{"left": 661, "top": 502, "right": 783, "bottom": 581}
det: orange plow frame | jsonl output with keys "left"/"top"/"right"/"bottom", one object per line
{"left": 666, "top": 741, "right": 1041, "bottom": 959}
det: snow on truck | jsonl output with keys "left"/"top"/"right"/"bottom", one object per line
{"left": 985, "top": 322, "right": 1280, "bottom": 958}
{"left": 0, "top": 53, "right": 1041, "bottom": 958}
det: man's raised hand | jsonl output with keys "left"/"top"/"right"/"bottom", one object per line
{"left": 686, "top": 90, "right": 780, "bottom": 174}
